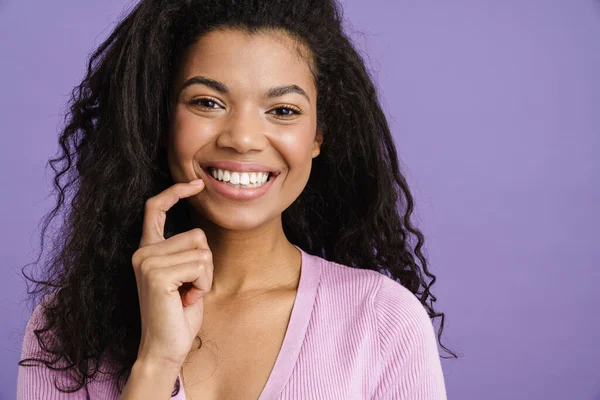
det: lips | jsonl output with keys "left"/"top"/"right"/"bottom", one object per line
{"left": 200, "top": 163, "right": 279, "bottom": 201}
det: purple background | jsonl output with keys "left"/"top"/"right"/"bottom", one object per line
{"left": 2, "top": 1, "right": 599, "bottom": 399}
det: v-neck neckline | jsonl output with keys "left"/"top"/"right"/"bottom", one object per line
{"left": 175, "top": 245, "right": 322, "bottom": 399}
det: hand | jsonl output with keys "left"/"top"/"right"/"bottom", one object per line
{"left": 131, "top": 180, "right": 213, "bottom": 368}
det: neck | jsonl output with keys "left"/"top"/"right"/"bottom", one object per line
{"left": 189, "top": 211, "right": 301, "bottom": 298}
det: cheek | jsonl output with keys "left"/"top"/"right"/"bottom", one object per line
{"left": 169, "top": 109, "right": 214, "bottom": 158}
{"left": 273, "top": 123, "right": 317, "bottom": 169}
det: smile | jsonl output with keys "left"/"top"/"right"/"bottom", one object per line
{"left": 208, "top": 167, "right": 272, "bottom": 189}
{"left": 201, "top": 166, "right": 278, "bottom": 201}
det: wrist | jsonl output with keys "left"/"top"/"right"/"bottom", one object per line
{"left": 120, "top": 358, "right": 182, "bottom": 400}
{"left": 133, "top": 356, "right": 182, "bottom": 380}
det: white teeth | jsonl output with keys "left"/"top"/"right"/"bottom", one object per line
{"left": 240, "top": 173, "right": 250, "bottom": 185}
{"left": 208, "top": 168, "right": 272, "bottom": 188}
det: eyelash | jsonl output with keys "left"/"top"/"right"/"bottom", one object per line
{"left": 188, "top": 97, "right": 303, "bottom": 117}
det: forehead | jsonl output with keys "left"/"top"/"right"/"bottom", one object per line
{"left": 174, "top": 28, "right": 316, "bottom": 97}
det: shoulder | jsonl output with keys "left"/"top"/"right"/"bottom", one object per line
{"left": 18, "top": 294, "right": 120, "bottom": 399}
{"left": 18, "top": 294, "right": 89, "bottom": 399}
{"left": 311, "top": 253, "right": 384, "bottom": 297}
{"left": 309, "top": 254, "right": 446, "bottom": 398}
{"left": 301, "top": 250, "right": 438, "bottom": 349}
{"left": 311, "top": 252, "right": 428, "bottom": 323}
{"left": 304, "top": 254, "right": 386, "bottom": 324}
{"left": 20, "top": 294, "right": 56, "bottom": 358}
{"left": 371, "top": 277, "right": 447, "bottom": 399}
{"left": 373, "top": 275, "right": 434, "bottom": 342}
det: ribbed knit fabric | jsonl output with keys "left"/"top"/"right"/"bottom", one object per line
{"left": 17, "top": 246, "right": 447, "bottom": 399}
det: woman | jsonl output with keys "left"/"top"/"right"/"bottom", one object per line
{"left": 17, "top": 0, "right": 456, "bottom": 398}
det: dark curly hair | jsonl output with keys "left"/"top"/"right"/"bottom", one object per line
{"left": 19, "top": 0, "right": 457, "bottom": 396}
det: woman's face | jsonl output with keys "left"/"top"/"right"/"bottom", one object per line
{"left": 168, "top": 28, "right": 322, "bottom": 231}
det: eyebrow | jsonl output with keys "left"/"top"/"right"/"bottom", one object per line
{"left": 178, "top": 76, "right": 311, "bottom": 103}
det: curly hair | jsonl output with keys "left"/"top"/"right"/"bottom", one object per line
{"left": 19, "top": 0, "right": 457, "bottom": 396}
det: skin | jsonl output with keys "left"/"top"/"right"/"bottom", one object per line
{"left": 168, "top": 28, "right": 323, "bottom": 300}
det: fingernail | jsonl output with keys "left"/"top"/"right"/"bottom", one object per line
{"left": 189, "top": 179, "right": 204, "bottom": 185}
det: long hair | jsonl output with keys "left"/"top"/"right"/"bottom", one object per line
{"left": 20, "top": 0, "right": 457, "bottom": 395}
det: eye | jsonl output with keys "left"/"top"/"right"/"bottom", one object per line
{"left": 189, "top": 97, "right": 222, "bottom": 109}
{"left": 268, "top": 105, "right": 303, "bottom": 118}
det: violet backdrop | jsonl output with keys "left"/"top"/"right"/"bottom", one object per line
{"left": 1, "top": 0, "right": 599, "bottom": 399}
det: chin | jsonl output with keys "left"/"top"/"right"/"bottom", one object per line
{"left": 213, "top": 217, "right": 268, "bottom": 231}
{"left": 201, "top": 206, "right": 279, "bottom": 232}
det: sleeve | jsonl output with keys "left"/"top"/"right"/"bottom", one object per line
{"left": 371, "top": 277, "right": 447, "bottom": 400}
{"left": 17, "top": 300, "right": 89, "bottom": 399}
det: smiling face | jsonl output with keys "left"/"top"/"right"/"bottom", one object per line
{"left": 168, "top": 28, "right": 322, "bottom": 231}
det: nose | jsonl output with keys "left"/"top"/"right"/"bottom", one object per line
{"left": 216, "top": 106, "right": 268, "bottom": 153}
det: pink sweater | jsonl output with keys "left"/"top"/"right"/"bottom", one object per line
{"left": 17, "top": 246, "right": 447, "bottom": 399}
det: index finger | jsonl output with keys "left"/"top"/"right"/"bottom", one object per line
{"left": 139, "top": 180, "right": 205, "bottom": 248}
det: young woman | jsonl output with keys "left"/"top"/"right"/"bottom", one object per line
{"left": 18, "top": 0, "right": 456, "bottom": 398}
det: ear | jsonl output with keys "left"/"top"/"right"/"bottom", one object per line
{"left": 311, "top": 127, "right": 323, "bottom": 158}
